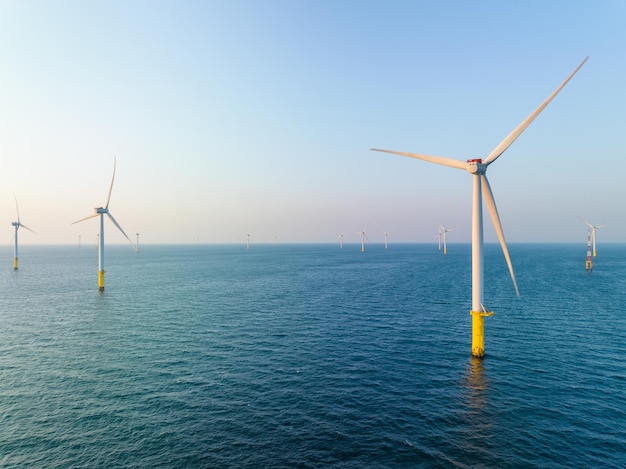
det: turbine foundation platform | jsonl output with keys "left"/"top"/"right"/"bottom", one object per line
{"left": 470, "top": 309, "right": 494, "bottom": 358}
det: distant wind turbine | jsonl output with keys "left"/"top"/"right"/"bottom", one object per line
{"left": 357, "top": 228, "right": 368, "bottom": 253}
{"left": 439, "top": 224, "right": 454, "bottom": 255}
{"left": 436, "top": 226, "right": 442, "bottom": 250}
{"left": 372, "top": 57, "right": 587, "bottom": 357}
{"left": 578, "top": 216, "right": 604, "bottom": 257}
{"left": 338, "top": 232, "right": 344, "bottom": 249}
{"left": 72, "top": 158, "right": 137, "bottom": 291}
{"left": 11, "top": 194, "right": 35, "bottom": 270}
{"left": 383, "top": 231, "right": 389, "bottom": 249}
{"left": 246, "top": 233, "right": 251, "bottom": 250}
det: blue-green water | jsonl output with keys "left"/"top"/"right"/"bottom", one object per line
{"left": 0, "top": 243, "right": 624, "bottom": 468}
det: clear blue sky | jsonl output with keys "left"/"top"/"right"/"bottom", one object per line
{"left": 1, "top": 0, "right": 624, "bottom": 245}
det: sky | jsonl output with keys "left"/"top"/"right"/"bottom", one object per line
{"left": 0, "top": 0, "right": 625, "bottom": 246}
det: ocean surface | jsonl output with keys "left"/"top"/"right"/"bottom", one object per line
{"left": 0, "top": 243, "right": 624, "bottom": 468}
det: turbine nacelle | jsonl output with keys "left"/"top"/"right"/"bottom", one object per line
{"left": 466, "top": 159, "right": 487, "bottom": 175}
{"left": 95, "top": 207, "right": 108, "bottom": 214}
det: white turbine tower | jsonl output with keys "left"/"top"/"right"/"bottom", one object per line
{"left": 72, "top": 158, "right": 137, "bottom": 291}
{"left": 439, "top": 224, "right": 454, "bottom": 255}
{"left": 357, "top": 228, "right": 368, "bottom": 253}
{"left": 436, "top": 226, "right": 442, "bottom": 250}
{"left": 383, "top": 231, "right": 389, "bottom": 249}
{"left": 338, "top": 232, "right": 344, "bottom": 249}
{"left": 372, "top": 57, "right": 587, "bottom": 357}
{"left": 578, "top": 216, "right": 604, "bottom": 257}
{"left": 11, "top": 195, "right": 35, "bottom": 270}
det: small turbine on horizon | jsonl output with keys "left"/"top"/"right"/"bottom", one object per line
{"left": 383, "top": 231, "right": 389, "bottom": 249}
{"left": 372, "top": 57, "right": 587, "bottom": 357}
{"left": 338, "top": 232, "right": 344, "bottom": 249}
{"left": 11, "top": 194, "right": 35, "bottom": 270}
{"left": 72, "top": 158, "right": 137, "bottom": 291}
{"left": 357, "top": 228, "right": 368, "bottom": 253}
{"left": 439, "top": 224, "right": 454, "bottom": 255}
{"left": 578, "top": 216, "right": 604, "bottom": 257}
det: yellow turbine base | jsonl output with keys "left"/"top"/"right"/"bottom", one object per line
{"left": 14, "top": 258, "right": 18, "bottom": 270}
{"left": 98, "top": 270, "right": 105, "bottom": 291}
{"left": 586, "top": 260, "right": 593, "bottom": 271}
{"left": 470, "top": 309, "right": 494, "bottom": 358}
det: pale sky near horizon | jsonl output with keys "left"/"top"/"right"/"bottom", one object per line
{"left": 1, "top": 0, "right": 624, "bottom": 246}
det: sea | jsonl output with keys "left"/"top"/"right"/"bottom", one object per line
{"left": 0, "top": 243, "right": 624, "bottom": 468}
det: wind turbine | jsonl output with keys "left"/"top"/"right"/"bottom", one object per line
{"left": 72, "top": 158, "right": 137, "bottom": 291}
{"left": 383, "top": 231, "right": 389, "bottom": 249}
{"left": 372, "top": 57, "right": 587, "bottom": 357}
{"left": 439, "top": 224, "right": 454, "bottom": 255}
{"left": 357, "top": 228, "right": 368, "bottom": 253}
{"left": 578, "top": 216, "right": 604, "bottom": 257}
{"left": 246, "top": 233, "right": 251, "bottom": 250}
{"left": 338, "top": 232, "right": 344, "bottom": 249}
{"left": 436, "top": 226, "right": 442, "bottom": 250}
{"left": 11, "top": 195, "right": 35, "bottom": 270}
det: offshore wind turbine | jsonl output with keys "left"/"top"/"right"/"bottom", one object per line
{"left": 339, "top": 232, "right": 344, "bottom": 249}
{"left": 383, "top": 231, "right": 389, "bottom": 249}
{"left": 372, "top": 57, "right": 587, "bottom": 357}
{"left": 72, "top": 158, "right": 137, "bottom": 291}
{"left": 11, "top": 195, "right": 35, "bottom": 270}
{"left": 439, "top": 224, "right": 454, "bottom": 255}
{"left": 585, "top": 229, "right": 593, "bottom": 271}
{"left": 578, "top": 216, "right": 604, "bottom": 257}
{"left": 357, "top": 228, "right": 368, "bottom": 253}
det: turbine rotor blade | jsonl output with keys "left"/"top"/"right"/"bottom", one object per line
{"left": 484, "top": 57, "right": 588, "bottom": 165}
{"left": 577, "top": 216, "right": 593, "bottom": 229}
{"left": 481, "top": 175, "right": 520, "bottom": 297}
{"left": 105, "top": 157, "right": 117, "bottom": 209}
{"left": 106, "top": 212, "right": 138, "bottom": 252}
{"left": 20, "top": 224, "right": 35, "bottom": 234}
{"left": 71, "top": 213, "right": 100, "bottom": 225}
{"left": 13, "top": 194, "right": 21, "bottom": 223}
{"left": 371, "top": 149, "right": 468, "bottom": 171}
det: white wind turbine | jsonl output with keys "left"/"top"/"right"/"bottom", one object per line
{"left": 383, "top": 231, "right": 389, "bottom": 249}
{"left": 11, "top": 194, "right": 35, "bottom": 270}
{"left": 578, "top": 216, "right": 604, "bottom": 257}
{"left": 439, "top": 224, "right": 454, "bottom": 255}
{"left": 338, "top": 232, "right": 344, "bottom": 249}
{"left": 372, "top": 57, "right": 587, "bottom": 357}
{"left": 72, "top": 158, "right": 137, "bottom": 291}
{"left": 357, "top": 228, "right": 368, "bottom": 253}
